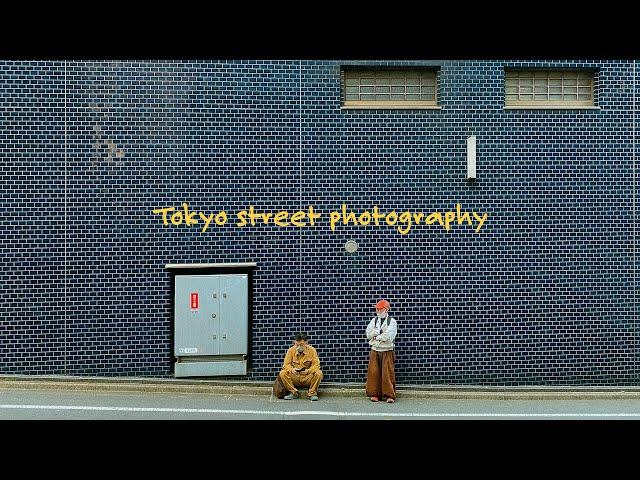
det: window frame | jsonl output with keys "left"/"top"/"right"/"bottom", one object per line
{"left": 504, "top": 69, "right": 598, "bottom": 109}
{"left": 341, "top": 67, "right": 441, "bottom": 110}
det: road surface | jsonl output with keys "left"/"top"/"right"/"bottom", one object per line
{"left": 1, "top": 387, "right": 640, "bottom": 419}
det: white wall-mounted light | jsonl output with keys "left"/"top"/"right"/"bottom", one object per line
{"left": 345, "top": 240, "right": 358, "bottom": 253}
{"left": 467, "top": 135, "right": 476, "bottom": 182}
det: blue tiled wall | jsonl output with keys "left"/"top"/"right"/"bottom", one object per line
{"left": 0, "top": 60, "right": 637, "bottom": 385}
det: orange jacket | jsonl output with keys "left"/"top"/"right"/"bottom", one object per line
{"left": 282, "top": 345, "right": 321, "bottom": 375}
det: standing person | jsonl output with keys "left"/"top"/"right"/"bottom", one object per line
{"left": 365, "top": 299, "right": 398, "bottom": 403}
{"left": 278, "top": 332, "right": 323, "bottom": 401}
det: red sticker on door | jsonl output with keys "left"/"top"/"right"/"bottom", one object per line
{"left": 190, "top": 292, "right": 199, "bottom": 310}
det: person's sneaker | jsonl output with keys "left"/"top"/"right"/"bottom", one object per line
{"left": 284, "top": 392, "right": 299, "bottom": 400}
{"left": 386, "top": 398, "right": 395, "bottom": 403}
{"left": 309, "top": 395, "right": 319, "bottom": 401}
{"left": 370, "top": 396, "right": 379, "bottom": 402}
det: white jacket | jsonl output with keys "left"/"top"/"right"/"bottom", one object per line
{"left": 366, "top": 316, "right": 397, "bottom": 352}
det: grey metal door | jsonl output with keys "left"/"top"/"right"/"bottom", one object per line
{"left": 220, "top": 274, "right": 248, "bottom": 355}
{"left": 174, "top": 275, "right": 220, "bottom": 356}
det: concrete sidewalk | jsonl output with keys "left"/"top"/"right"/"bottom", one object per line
{"left": 2, "top": 374, "right": 640, "bottom": 400}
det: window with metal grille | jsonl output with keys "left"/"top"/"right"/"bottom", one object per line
{"left": 505, "top": 70, "right": 595, "bottom": 108}
{"left": 342, "top": 69, "right": 438, "bottom": 108}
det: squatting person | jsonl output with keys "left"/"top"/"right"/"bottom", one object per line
{"left": 279, "top": 332, "right": 323, "bottom": 401}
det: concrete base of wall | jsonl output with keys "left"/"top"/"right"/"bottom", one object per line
{"left": 2, "top": 375, "right": 640, "bottom": 400}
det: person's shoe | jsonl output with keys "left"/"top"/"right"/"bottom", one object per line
{"left": 370, "top": 396, "right": 379, "bottom": 402}
{"left": 284, "top": 392, "right": 299, "bottom": 400}
{"left": 309, "top": 395, "right": 319, "bottom": 401}
{"left": 386, "top": 398, "right": 395, "bottom": 403}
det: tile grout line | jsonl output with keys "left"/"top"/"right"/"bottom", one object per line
{"left": 299, "top": 60, "right": 303, "bottom": 326}
{"left": 64, "top": 61, "right": 68, "bottom": 375}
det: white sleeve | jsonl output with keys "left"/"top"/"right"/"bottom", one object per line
{"left": 365, "top": 318, "right": 377, "bottom": 340}
{"left": 377, "top": 318, "right": 397, "bottom": 342}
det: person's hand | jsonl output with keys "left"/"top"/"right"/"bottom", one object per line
{"left": 373, "top": 329, "right": 380, "bottom": 337}
{"left": 375, "top": 335, "right": 382, "bottom": 341}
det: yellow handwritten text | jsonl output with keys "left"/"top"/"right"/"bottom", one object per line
{"left": 152, "top": 203, "right": 488, "bottom": 234}
{"left": 236, "top": 206, "right": 321, "bottom": 228}
{"left": 329, "top": 204, "right": 488, "bottom": 234}
{"left": 152, "top": 203, "right": 227, "bottom": 233}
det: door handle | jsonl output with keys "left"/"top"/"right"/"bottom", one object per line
{"left": 212, "top": 334, "right": 217, "bottom": 339}
{"left": 222, "top": 334, "right": 227, "bottom": 339}
{"left": 213, "top": 293, "right": 217, "bottom": 299}
{"left": 223, "top": 293, "right": 227, "bottom": 298}
{"left": 211, "top": 314, "right": 217, "bottom": 319}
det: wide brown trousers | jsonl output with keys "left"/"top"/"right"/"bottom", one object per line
{"left": 365, "top": 350, "right": 396, "bottom": 400}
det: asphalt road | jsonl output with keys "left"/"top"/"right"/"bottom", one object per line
{"left": 1, "top": 387, "right": 640, "bottom": 419}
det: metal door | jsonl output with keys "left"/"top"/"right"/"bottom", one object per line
{"left": 220, "top": 274, "right": 248, "bottom": 355}
{"left": 174, "top": 275, "right": 220, "bottom": 356}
